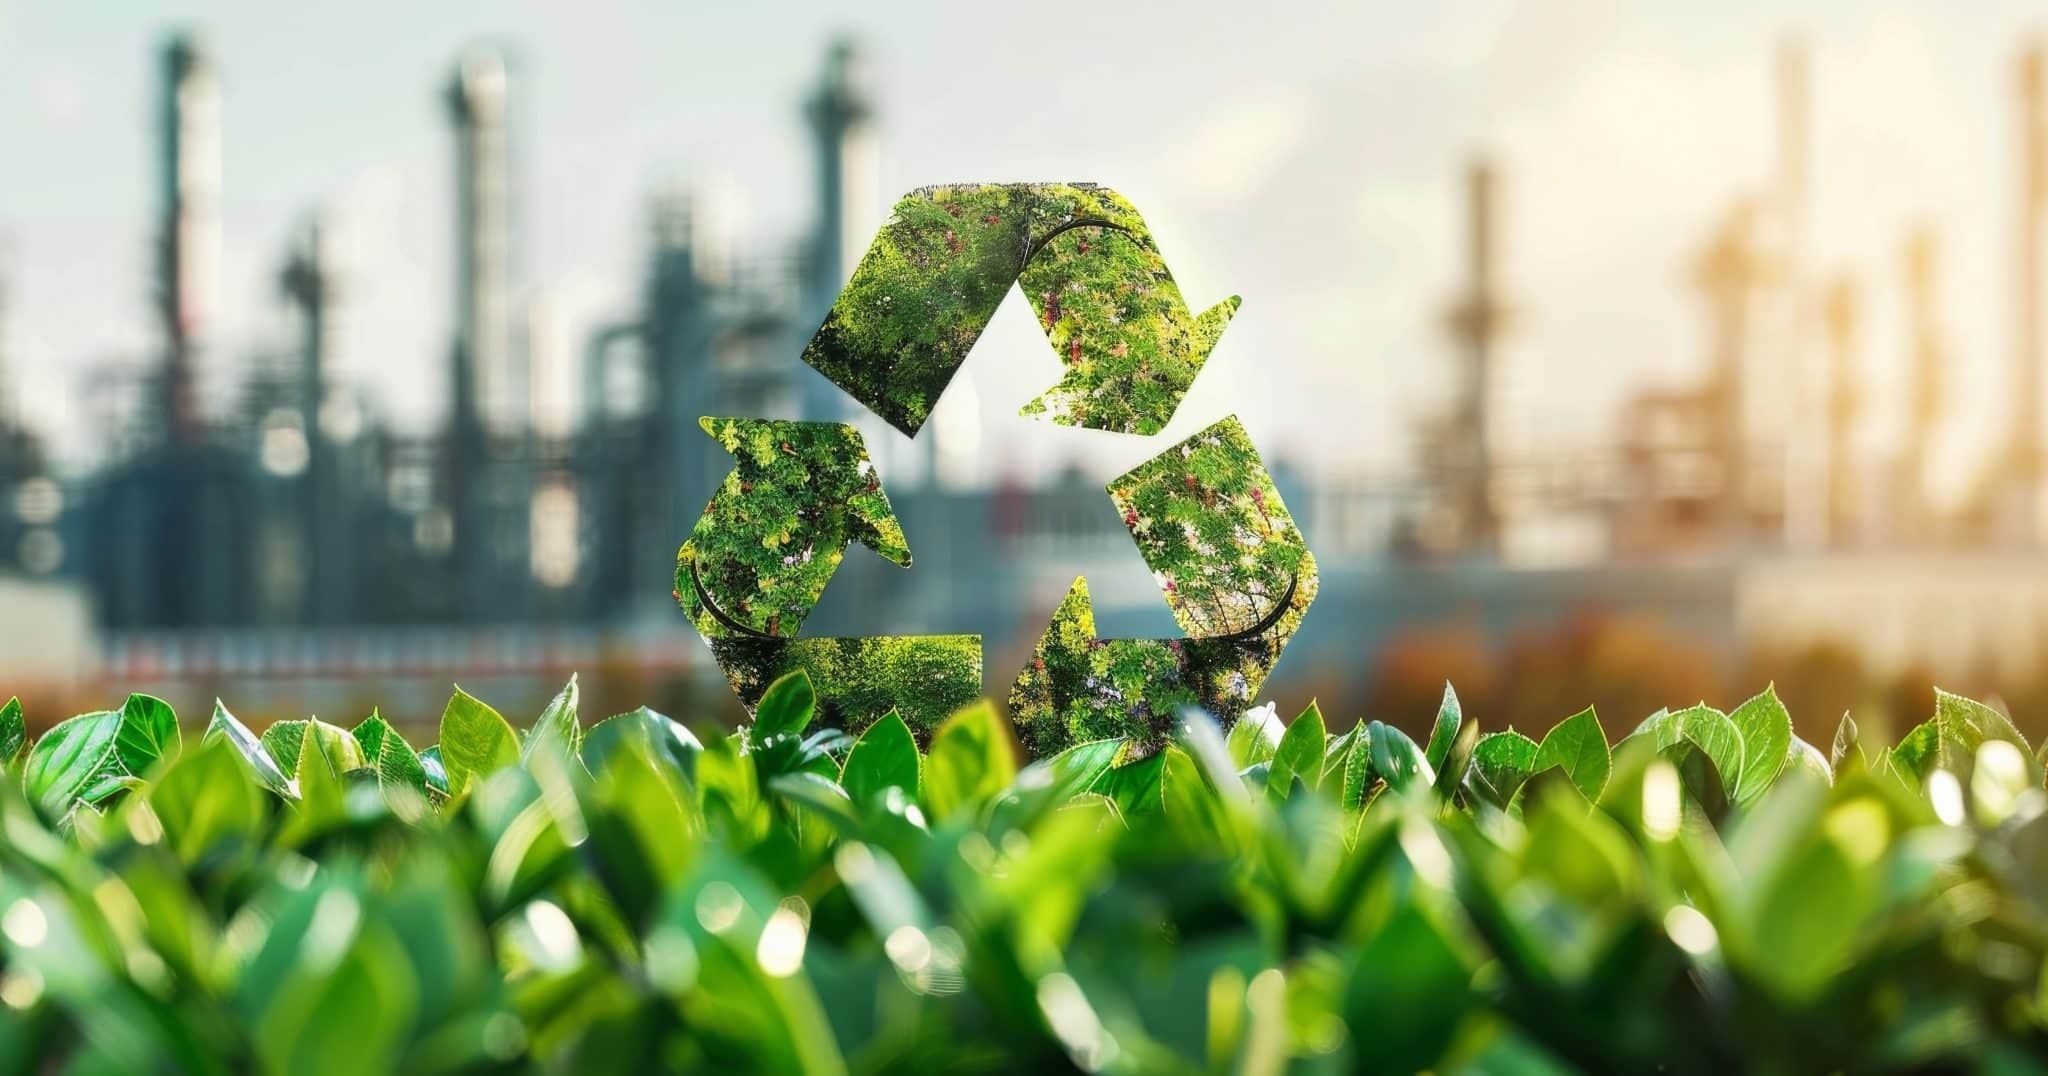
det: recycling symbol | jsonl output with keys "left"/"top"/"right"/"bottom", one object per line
{"left": 677, "top": 183, "right": 1317, "bottom": 755}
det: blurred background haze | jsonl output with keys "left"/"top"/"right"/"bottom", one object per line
{"left": 3, "top": 1, "right": 2048, "bottom": 743}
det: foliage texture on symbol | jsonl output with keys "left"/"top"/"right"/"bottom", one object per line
{"left": 675, "top": 416, "right": 982, "bottom": 735}
{"left": 801, "top": 183, "right": 1239, "bottom": 437}
{"left": 1009, "top": 416, "right": 1318, "bottom": 756}
{"left": 676, "top": 417, "right": 909, "bottom": 640}
{"left": 709, "top": 635, "right": 983, "bottom": 740}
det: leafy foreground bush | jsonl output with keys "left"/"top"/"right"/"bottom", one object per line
{"left": 2, "top": 678, "right": 2047, "bottom": 1073}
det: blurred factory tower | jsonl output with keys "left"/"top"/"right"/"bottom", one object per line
{"left": 11, "top": 28, "right": 2048, "bottom": 717}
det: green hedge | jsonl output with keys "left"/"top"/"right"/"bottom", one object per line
{"left": 1, "top": 679, "right": 2045, "bottom": 1072}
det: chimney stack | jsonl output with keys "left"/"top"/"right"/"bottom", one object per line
{"left": 1442, "top": 158, "right": 1511, "bottom": 553}
{"left": 157, "top": 32, "right": 220, "bottom": 448}
{"left": 1900, "top": 227, "right": 1944, "bottom": 540}
{"left": 805, "top": 36, "right": 878, "bottom": 320}
{"left": 2010, "top": 42, "right": 2047, "bottom": 544}
{"left": 447, "top": 46, "right": 517, "bottom": 442}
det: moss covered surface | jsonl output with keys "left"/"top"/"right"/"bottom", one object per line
{"left": 801, "top": 183, "right": 1236, "bottom": 436}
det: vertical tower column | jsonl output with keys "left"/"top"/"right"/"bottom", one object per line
{"left": 157, "top": 33, "right": 220, "bottom": 448}
{"left": 2012, "top": 43, "right": 2046, "bottom": 545}
{"left": 1821, "top": 276, "right": 1859, "bottom": 544}
{"left": 1776, "top": 37, "right": 1825, "bottom": 550}
{"left": 1691, "top": 202, "right": 1766, "bottom": 534}
{"left": 1442, "top": 158, "right": 1510, "bottom": 554}
{"left": 1900, "top": 227, "right": 1944, "bottom": 542}
{"left": 280, "top": 215, "right": 346, "bottom": 622}
{"left": 805, "top": 38, "right": 878, "bottom": 324}
{"left": 447, "top": 47, "right": 517, "bottom": 442}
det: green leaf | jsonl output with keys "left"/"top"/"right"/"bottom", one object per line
{"left": 583, "top": 707, "right": 701, "bottom": 783}
{"left": 923, "top": 702, "right": 1015, "bottom": 823}
{"left": 1749, "top": 824, "right": 1876, "bottom": 1002}
{"left": 264, "top": 719, "right": 366, "bottom": 783}
{"left": 1367, "top": 721, "right": 1432, "bottom": 793}
{"left": 841, "top": 709, "right": 919, "bottom": 806}
{"left": 1432, "top": 707, "right": 1483, "bottom": 801}
{"left": 284, "top": 720, "right": 366, "bottom": 839}
{"left": 1424, "top": 682, "right": 1462, "bottom": 769}
{"left": 1787, "top": 737, "right": 1832, "bottom": 785}
{"left": 261, "top": 719, "right": 308, "bottom": 774}
{"left": 143, "top": 737, "right": 268, "bottom": 862}
{"left": 1268, "top": 700, "right": 1327, "bottom": 803}
{"left": 1669, "top": 704, "right": 1743, "bottom": 795}
{"left": 770, "top": 771, "right": 860, "bottom": 827}
{"left": 1341, "top": 729, "right": 1376, "bottom": 810}
{"left": 1000, "top": 738, "right": 1126, "bottom": 823}
{"left": 1343, "top": 901, "right": 1472, "bottom": 1071}
{"left": 205, "top": 700, "right": 295, "bottom": 797}
{"left": 522, "top": 675, "right": 581, "bottom": 764}
{"left": 752, "top": 669, "right": 816, "bottom": 741}
{"left": 1469, "top": 731, "right": 1539, "bottom": 809}
{"left": 0, "top": 697, "right": 23, "bottom": 766}
{"left": 1932, "top": 687, "right": 2032, "bottom": 770}
{"left": 1532, "top": 706, "right": 1609, "bottom": 801}
{"left": 255, "top": 923, "right": 419, "bottom": 1076}
{"left": 1320, "top": 724, "right": 1359, "bottom": 791}
{"left": 353, "top": 713, "right": 428, "bottom": 796}
{"left": 1727, "top": 685, "right": 1792, "bottom": 803}
{"left": 1092, "top": 748, "right": 1168, "bottom": 817}
{"left": 438, "top": 687, "right": 519, "bottom": 794}
{"left": 418, "top": 746, "right": 449, "bottom": 795}
{"left": 1889, "top": 719, "right": 1939, "bottom": 783}
{"left": 1225, "top": 703, "right": 1282, "bottom": 769}
{"left": 21, "top": 709, "right": 122, "bottom": 815}
{"left": 115, "top": 693, "right": 181, "bottom": 776}
{"left": 307, "top": 719, "right": 369, "bottom": 775}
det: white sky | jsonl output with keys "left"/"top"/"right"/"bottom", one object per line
{"left": 0, "top": 1, "right": 2042, "bottom": 493}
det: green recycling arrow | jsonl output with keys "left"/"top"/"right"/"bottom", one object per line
{"left": 802, "top": 183, "right": 1239, "bottom": 437}
{"left": 684, "top": 179, "right": 1311, "bottom": 754}
{"left": 675, "top": 418, "right": 981, "bottom": 735}
{"left": 1008, "top": 416, "right": 1318, "bottom": 757}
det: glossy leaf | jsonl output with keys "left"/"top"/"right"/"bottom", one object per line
{"left": 438, "top": 687, "right": 519, "bottom": 794}
{"left": 841, "top": 709, "right": 919, "bottom": 806}
{"left": 1424, "top": 682, "right": 1462, "bottom": 770}
{"left": 752, "top": 669, "right": 817, "bottom": 741}
{"left": 1727, "top": 685, "right": 1792, "bottom": 803}
{"left": 1267, "top": 700, "right": 1326, "bottom": 803}
{"left": 1469, "top": 730, "right": 1539, "bottom": 809}
{"left": 22, "top": 708, "right": 121, "bottom": 814}
{"left": 1532, "top": 706, "right": 1609, "bottom": 802}
{"left": 205, "top": 700, "right": 295, "bottom": 797}
{"left": 1225, "top": 703, "right": 1282, "bottom": 769}
{"left": 923, "top": 702, "right": 1015, "bottom": 822}
{"left": 0, "top": 696, "right": 23, "bottom": 766}
{"left": 522, "top": 675, "right": 582, "bottom": 763}
{"left": 116, "top": 693, "right": 182, "bottom": 776}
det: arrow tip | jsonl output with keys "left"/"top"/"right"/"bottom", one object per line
{"left": 1194, "top": 296, "right": 1241, "bottom": 357}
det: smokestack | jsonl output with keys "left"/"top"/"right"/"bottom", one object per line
{"left": 1777, "top": 36, "right": 1827, "bottom": 550}
{"left": 280, "top": 215, "right": 340, "bottom": 405}
{"left": 1821, "top": 275, "right": 1859, "bottom": 544}
{"left": 446, "top": 45, "right": 518, "bottom": 441}
{"left": 157, "top": 32, "right": 220, "bottom": 447}
{"left": 279, "top": 214, "right": 347, "bottom": 622}
{"left": 1442, "top": 158, "right": 1510, "bottom": 552}
{"left": 806, "top": 36, "right": 878, "bottom": 318}
{"left": 1901, "top": 226, "right": 1944, "bottom": 539}
{"left": 2012, "top": 42, "right": 2046, "bottom": 544}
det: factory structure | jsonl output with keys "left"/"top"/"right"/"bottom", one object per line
{"left": 7, "top": 31, "right": 2048, "bottom": 712}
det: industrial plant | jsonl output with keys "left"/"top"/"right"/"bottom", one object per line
{"left": 6, "top": 30, "right": 2048, "bottom": 724}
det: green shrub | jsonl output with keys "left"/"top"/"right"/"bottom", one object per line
{"left": 1, "top": 678, "right": 2045, "bottom": 1072}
